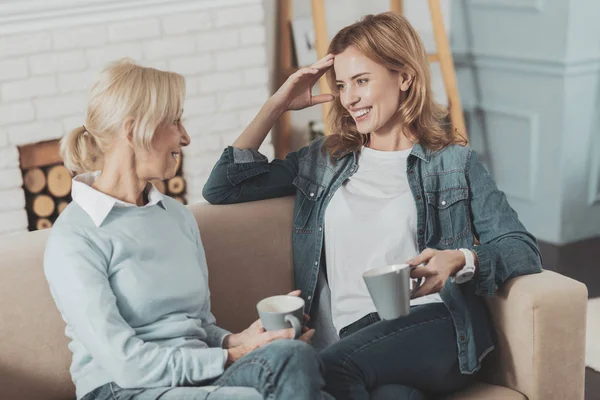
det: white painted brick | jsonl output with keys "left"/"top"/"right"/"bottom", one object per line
{"left": 58, "top": 70, "right": 96, "bottom": 93}
{"left": 184, "top": 117, "right": 219, "bottom": 142}
{"left": 217, "top": 87, "right": 269, "bottom": 111}
{"left": 86, "top": 44, "right": 143, "bottom": 68}
{"left": 238, "top": 107, "right": 261, "bottom": 126}
{"left": 53, "top": 25, "right": 108, "bottom": 50}
{"left": 243, "top": 67, "right": 269, "bottom": 86}
{"left": 1, "top": 76, "right": 57, "bottom": 101}
{"left": 0, "top": 127, "right": 7, "bottom": 148}
{"left": 7, "top": 121, "right": 63, "bottom": 146}
{"left": 198, "top": 71, "right": 243, "bottom": 94}
{"left": 185, "top": 131, "right": 221, "bottom": 154}
{"left": 143, "top": 37, "right": 195, "bottom": 60}
{"left": 197, "top": 30, "right": 239, "bottom": 52}
{"left": 142, "top": 60, "right": 168, "bottom": 70}
{"left": 186, "top": 178, "right": 211, "bottom": 192}
{"left": 220, "top": 130, "right": 243, "bottom": 148}
{"left": 259, "top": 136, "right": 274, "bottom": 160}
{"left": 207, "top": 112, "right": 241, "bottom": 133}
{"left": 0, "top": 146, "right": 19, "bottom": 169}
{"left": 0, "top": 188, "right": 26, "bottom": 212}
{"left": 0, "top": 32, "right": 52, "bottom": 57}
{"left": 63, "top": 116, "right": 84, "bottom": 134}
{"left": 216, "top": 46, "right": 266, "bottom": 71}
{"left": 163, "top": 11, "right": 212, "bottom": 35}
{"left": 184, "top": 152, "right": 223, "bottom": 177}
{"left": 109, "top": 19, "right": 161, "bottom": 42}
{"left": 184, "top": 96, "right": 217, "bottom": 117}
{"left": 215, "top": 5, "right": 264, "bottom": 28}
{"left": 0, "top": 102, "right": 35, "bottom": 126}
{"left": 185, "top": 176, "right": 210, "bottom": 194}
{"left": 0, "top": 58, "right": 28, "bottom": 82}
{"left": 29, "top": 51, "right": 87, "bottom": 75}
{"left": 185, "top": 77, "right": 199, "bottom": 96}
{"left": 34, "top": 93, "right": 87, "bottom": 119}
{"left": 0, "top": 209, "right": 28, "bottom": 235}
{"left": 186, "top": 193, "right": 206, "bottom": 205}
{"left": 239, "top": 26, "right": 266, "bottom": 46}
{"left": 0, "top": 168, "right": 23, "bottom": 190}
{"left": 169, "top": 54, "right": 214, "bottom": 75}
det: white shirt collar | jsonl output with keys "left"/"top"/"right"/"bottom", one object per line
{"left": 71, "top": 171, "right": 167, "bottom": 227}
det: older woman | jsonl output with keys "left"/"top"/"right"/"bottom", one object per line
{"left": 44, "top": 59, "right": 332, "bottom": 400}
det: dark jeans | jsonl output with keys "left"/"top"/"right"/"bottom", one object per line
{"left": 320, "top": 302, "right": 476, "bottom": 400}
{"left": 82, "top": 340, "right": 333, "bottom": 400}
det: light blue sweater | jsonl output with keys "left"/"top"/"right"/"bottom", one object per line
{"left": 44, "top": 196, "right": 230, "bottom": 399}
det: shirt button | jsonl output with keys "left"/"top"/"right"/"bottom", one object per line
{"left": 310, "top": 192, "right": 315, "bottom": 197}
{"left": 460, "top": 335, "right": 466, "bottom": 341}
{"left": 408, "top": 170, "right": 415, "bottom": 174}
{"left": 319, "top": 227, "right": 322, "bottom": 232}
{"left": 307, "top": 295, "right": 312, "bottom": 300}
{"left": 441, "top": 200, "right": 446, "bottom": 206}
{"left": 416, "top": 195, "right": 422, "bottom": 200}
{"left": 314, "top": 261, "right": 318, "bottom": 265}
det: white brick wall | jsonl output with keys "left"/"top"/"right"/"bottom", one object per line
{"left": 30, "top": 51, "right": 87, "bottom": 75}
{"left": 2, "top": 76, "right": 57, "bottom": 101}
{"left": 0, "top": 0, "right": 271, "bottom": 235}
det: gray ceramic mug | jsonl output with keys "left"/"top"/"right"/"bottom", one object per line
{"left": 362, "top": 263, "right": 423, "bottom": 320}
{"left": 256, "top": 295, "right": 304, "bottom": 339}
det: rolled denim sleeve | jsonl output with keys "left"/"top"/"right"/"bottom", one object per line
{"left": 202, "top": 145, "right": 309, "bottom": 204}
{"left": 466, "top": 150, "right": 543, "bottom": 296}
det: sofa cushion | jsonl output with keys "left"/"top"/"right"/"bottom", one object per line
{"left": 0, "top": 229, "right": 74, "bottom": 400}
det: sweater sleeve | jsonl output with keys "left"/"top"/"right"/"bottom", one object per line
{"left": 43, "top": 228, "right": 227, "bottom": 388}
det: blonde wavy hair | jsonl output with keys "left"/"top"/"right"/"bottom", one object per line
{"left": 323, "top": 12, "right": 466, "bottom": 157}
{"left": 60, "top": 59, "right": 186, "bottom": 174}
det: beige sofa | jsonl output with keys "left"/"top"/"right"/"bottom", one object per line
{"left": 0, "top": 196, "right": 588, "bottom": 400}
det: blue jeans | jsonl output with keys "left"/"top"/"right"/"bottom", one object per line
{"left": 320, "top": 303, "right": 477, "bottom": 400}
{"left": 82, "top": 340, "right": 333, "bottom": 400}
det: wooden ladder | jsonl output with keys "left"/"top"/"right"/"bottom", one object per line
{"left": 274, "top": 0, "right": 467, "bottom": 158}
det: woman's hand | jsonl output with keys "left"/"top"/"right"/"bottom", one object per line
{"left": 406, "top": 248, "right": 467, "bottom": 298}
{"left": 271, "top": 54, "right": 335, "bottom": 111}
{"left": 224, "top": 290, "right": 315, "bottom": 367}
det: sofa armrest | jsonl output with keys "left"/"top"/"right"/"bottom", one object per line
{"left": 480, "top": 270, "right": 588, "bottom": 400}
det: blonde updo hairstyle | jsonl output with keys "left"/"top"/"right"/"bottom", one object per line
{"left": 60, "top": 59, "right": 186, "bottom": 174}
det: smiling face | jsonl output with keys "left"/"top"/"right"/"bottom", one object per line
{"left": 133, "top": 117, "right": 190, "bottom": 181}
{"left": 334, "top": 46, "right": 412, "bottom": 136}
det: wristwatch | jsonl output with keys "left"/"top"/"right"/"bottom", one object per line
{"left": 453, "top": 248, "right": 476, "bottom": 284}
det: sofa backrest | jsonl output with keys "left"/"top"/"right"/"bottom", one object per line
{"left": 0, "top": 196, "right": 296, "bottom": 400}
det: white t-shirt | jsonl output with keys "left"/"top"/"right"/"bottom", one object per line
{"left": 324, "top": 146, "right": 443, "bottom": 332}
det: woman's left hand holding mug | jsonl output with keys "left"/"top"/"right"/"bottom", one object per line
{"left": 222, "top": 290, "right": 315, "bottom": 367}
{"left": 406, "top": 248, "right": 467, "bottom": 298}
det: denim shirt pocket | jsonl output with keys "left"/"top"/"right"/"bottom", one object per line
{"left": 424, "top": 187, "right": 472, "bottom": 247}
{"left": 292, "top": 175, "right": 325, "bottom": 232}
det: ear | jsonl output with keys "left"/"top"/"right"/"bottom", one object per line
{"left": 399, "top": 73, "right": 414, "bottom": 92}
{"left": 121, "top": 117, "right": 136, "bottom": 147}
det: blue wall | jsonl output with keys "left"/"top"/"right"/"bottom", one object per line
{"left": 451, "top": 0, "right": 600, "bottom": 244}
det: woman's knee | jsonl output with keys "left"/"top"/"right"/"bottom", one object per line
{"left": 319, "top": 341, "right": 351, "bottom": 375}
{"left": 263, "top": 339, "right": 320, "bottom": 370}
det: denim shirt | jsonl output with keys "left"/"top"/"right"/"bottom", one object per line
{"left": 203, "top": 137, "right": 543, "bottom": 374}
